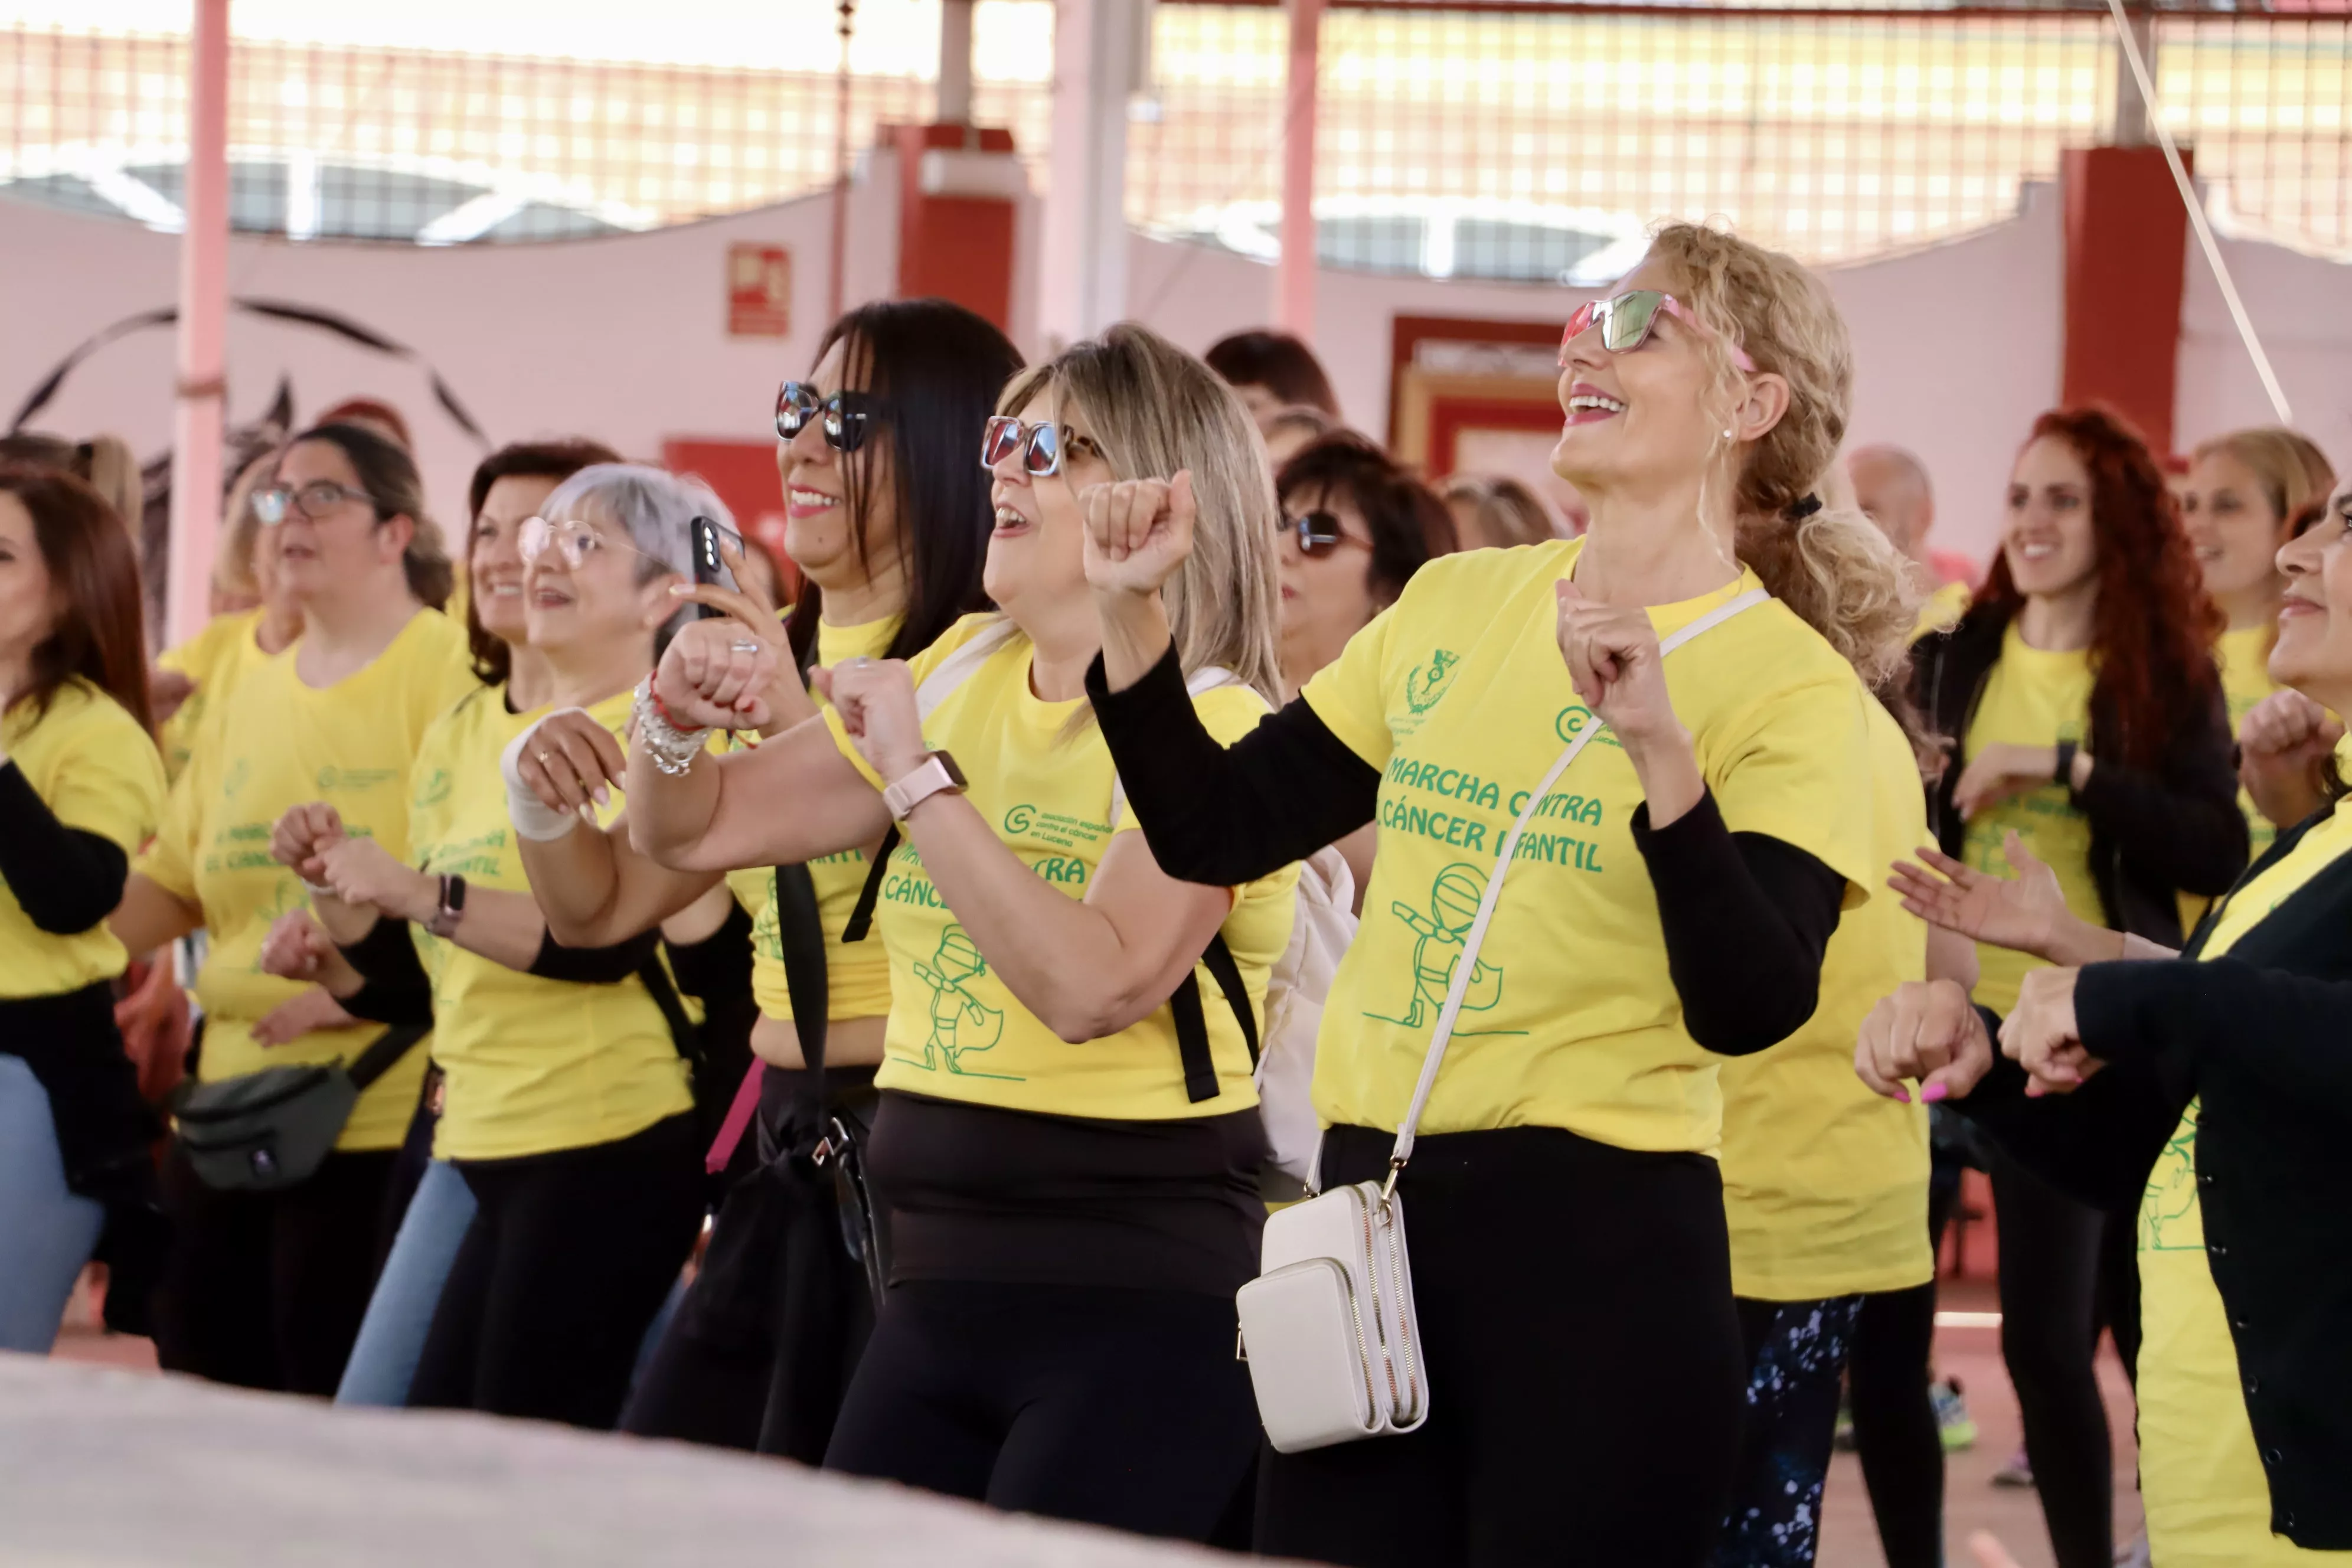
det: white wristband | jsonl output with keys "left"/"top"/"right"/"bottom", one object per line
{"left": 501, "top": 712, "right": 588, "bottom": 842}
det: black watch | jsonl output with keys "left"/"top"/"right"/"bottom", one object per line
{"left": 2054, "top": 740, "right": 2078, "bottom": 790}
{"left": 425, "top": 873, "right": 468, "bottom": 938}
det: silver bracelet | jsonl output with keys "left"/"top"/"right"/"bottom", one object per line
{"left": 634, "top": 677, "right": 713, "bottom": 778}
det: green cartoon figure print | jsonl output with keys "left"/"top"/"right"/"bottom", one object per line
{"left": 1404, "top": 649, "right": 1462, "bottom": 715}
{"left": 907, "top": 926, "right": 1019, "bottom": 1080}
{"left": 2139, "top": 1103, "right": 2204, "bottom": 1252}
{"left": 1368, "top": 862, "right": 1520, "bottom": 1035}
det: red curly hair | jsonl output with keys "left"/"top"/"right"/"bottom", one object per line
{"left": 1975, "top": 407, "right": 2222, "bottom": 770}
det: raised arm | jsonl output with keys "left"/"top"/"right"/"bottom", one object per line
{"left": 1082, "top": 474, "right": 1382, "bottom": 886}
{"left": 623, "top": 617, "right": 891, "bottom": 874}
{"left": 826, "top": 657, "right": 1237, "bottom": 1044}
{"left": 502, "top": 707, "right": 723, "bottom": 944}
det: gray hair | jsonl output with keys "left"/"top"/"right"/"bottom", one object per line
{"left": 540, "top": 462, "right": 736, "bottom": 647}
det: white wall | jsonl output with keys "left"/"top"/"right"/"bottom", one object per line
{"left": 2, "top": 181, "right": 901, "bottom": 536}
{"left": 2174, "top": 224, "right": 2352, "bottom": 475}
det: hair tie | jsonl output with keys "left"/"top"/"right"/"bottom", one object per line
{"left": 1784, "top": 492, "right": 1823, "bottom": 522}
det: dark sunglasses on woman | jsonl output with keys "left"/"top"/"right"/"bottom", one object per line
{"left": 981, "top": 415, "right": 1063, "bottom": 477}
{"left": 1282, "top": 511, "right": 1368, "bottom": 558}
{"left": 775, "top": 382, "right": 880, "bottom": 452}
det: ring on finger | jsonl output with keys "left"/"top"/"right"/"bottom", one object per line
{"left": 729, "top": 640, "right": 760, "bottom": 654}
{"left": 537, "top": 749, "right": 553, "bottom": 766}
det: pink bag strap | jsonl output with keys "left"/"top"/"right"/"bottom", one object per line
{"left": 705, "top": 1060, "right": 765, "bottom": 1175}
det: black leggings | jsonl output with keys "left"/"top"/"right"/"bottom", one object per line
{"left": 824, "top": 1278, "right": 1259, "bottom": 1541}
{"left": 410, "top": 1113, "right": 703, "bottom": 1429}
{"left": 1991, "top": 1152, "right": 2113, "bottom": 1568}
{"left": 1256, "top": 1124, "right": 1745, "bottom": 1568}
{"left": 1848, "top": 1166, "right": 1962, "bottom": 1568}
{"left": 153, "top": 1142, "right": 395, "bottom": 1396}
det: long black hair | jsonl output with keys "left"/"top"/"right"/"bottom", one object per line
{"left": 785, "top": 299, "right": 1023, "bottom": 671}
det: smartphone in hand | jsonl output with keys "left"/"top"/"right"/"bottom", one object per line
{"left": 688, "top": 515, "right": 743, "bottom": 619}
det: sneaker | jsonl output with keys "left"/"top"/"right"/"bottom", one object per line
{"left": 1992, "top": 1445, "right": 2036, "bottom": 1488}
{"left": 1931, "top": 1376, "right": 1978, "bottom": 1453}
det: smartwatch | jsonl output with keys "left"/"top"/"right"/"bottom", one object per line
{"left": 425, "top": 873, "right": 468, "bottom": 939}
{"left": 883, "top": 751, "right": 968, "bottom": 822}
{"left": 2054, "top": 739, "right": 2079, "bottom": 791}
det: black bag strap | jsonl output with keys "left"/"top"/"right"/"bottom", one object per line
{"left": 637, "top": 956, "right": 701, "bottom": 1069}
{"left": 772, "top": 863, "right": 830, "bottom": 1102}
{"left": 1170, "top": 935, "right": 1259, "bottom": 1105}
{"left": 346, "top": 1022, "right": 430, "bottom": 1092}
{"left": 839, "top": 825, "right": 900, "bottom": 945}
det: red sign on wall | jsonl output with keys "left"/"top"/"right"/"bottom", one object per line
{"left": 727, "top": 244, "right": 792, "bottom": 338}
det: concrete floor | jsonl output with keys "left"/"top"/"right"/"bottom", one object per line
{"left": 54, "top": 1275, "right": 2141, "bottom": 1566}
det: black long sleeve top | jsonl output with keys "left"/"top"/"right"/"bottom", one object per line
{"left": 1952, "top": 809, "right": 2352, "bottom": 1548}
{"left": 1083, "top": 646, "right": 1844, "bottom": 1056}
{"left": 0, "top": 760, "right": 130, "bottom": 935}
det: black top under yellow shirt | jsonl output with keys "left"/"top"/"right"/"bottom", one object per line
{"left": 1298, "top": 539, "right": 1878, "bottom": 1152}
{"left": 1, "top": 680, "right": 168, "bottom": 999}
{"left": 409, "top": 683, "right": 692, "bottom": 1161}
{"left": 138, "top": 610, "right": 476, "bottom": 1151}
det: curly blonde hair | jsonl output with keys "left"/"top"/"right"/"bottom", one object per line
{"left": 1645, "top": 222, "right": 1924, "bottom": 740}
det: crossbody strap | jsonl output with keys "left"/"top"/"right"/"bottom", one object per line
{"left": 1384, "top": 586, "right": 1771, "bottom": 1176}
{"left": 346, "top": 1022, "right": 430, "bottom": 1092}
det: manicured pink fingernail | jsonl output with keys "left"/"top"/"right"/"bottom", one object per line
{"left": 1892, "top": 1087, "right": 1911, "bottom": 1103}
{"left": 1922, "top": 1082, "right": 1949, "bottom": 1103}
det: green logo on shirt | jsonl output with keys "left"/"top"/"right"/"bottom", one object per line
{"left": 2139, "top": 1109, "right": 2203, "bottom": 1252}
{"left": 1004, "top": 803, "right": 1035, "bottom": 835}
{"left": 413, "top": 768, "right": 452, "bottom": 808}
{"left": 905, "top": 926, "right": 1020, "bottom": 1080}
{"left": 318, "top": 765, "right": 399, "bottom": 793}
{"left": 221, "top": 758, "right": 251, "bottom": 799}
{"left": 1404, "top": 649, "right": 1462, "bottom": 714}
{"left": 1366, "top": 863, "right": 1523, "bottom": 1037}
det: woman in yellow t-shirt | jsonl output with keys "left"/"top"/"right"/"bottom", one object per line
{"left": 1861, "top": 477, "right": 2352, "bottom": 1566}
{"left": 2180, "top": 428, "right": 2336, "bottom": 858}
{"left": 1086, "top": 227, "right": 1907, "bottom": 1567}
{"left": 0, "top": 465, "right": 166, "bottom": 1353}
{"left": 1909, "top": 409, "right": 2247, "bottom": 1568}
{"left": 274, "top": 463, "right": 739, "bottom": 1429}
{"left": 506, "top": 301, "right": 1019, "bottom": 1458}
{"left": 619, "top": 325, "right": 1290, "bottom": 1543}
{"left": 109, "top": 422, "right": 475, "bottom": 1396}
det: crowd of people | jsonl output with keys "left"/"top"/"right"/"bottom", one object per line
{"left": 1, "top": 217, "right": 2345, "bottom": 1568}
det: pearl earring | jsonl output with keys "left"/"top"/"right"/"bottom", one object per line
{"left": 1721, "top": 427, "right": 1735, "bottom": 440}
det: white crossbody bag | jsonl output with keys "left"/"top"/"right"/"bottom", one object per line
{"left": 1233, "top": 586, "right": 1770, "bottom": 1453}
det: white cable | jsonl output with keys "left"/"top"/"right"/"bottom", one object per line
{"left": 2103, "top": 0, "right": 2292, "bottom": 426}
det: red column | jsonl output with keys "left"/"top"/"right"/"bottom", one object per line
{"left": 2059, "top": 145, "right": 2191, "bottom": 456}
{"left": 889, "top": 124, "right": 1020, "bottom": 332}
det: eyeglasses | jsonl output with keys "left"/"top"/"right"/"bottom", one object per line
{"left": 1559, "top": 290, "right": 1757, "bottom": 374}
{"left": 775, "top": 382, "right": 878, "bottom": 452}
{"left": 982, "top": 416, "right": 1064, "bottom": 478}
{"left": 1282, "top": 511, "right": 1370, "bottom": 558}
{"left": 518, "top": 515, "right": 657, "bottom": 573}
{"left": 251, "top": 481, "right": 378, "bottom": 525}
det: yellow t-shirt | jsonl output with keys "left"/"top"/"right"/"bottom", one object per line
{"left": 156, "top": 609, "right": 270, "bottom": 783}
{"left": 1, "top": 681, "right": 168, "bottom": 999}
{"left": 1300, "top": 539, "right": 1878, "bottom": 1152}
{"left": 725, "top": 615, "right": 900, "bottom": 1024}
{"left": 825, "top": 615, "right": 1298, "bottom": 1121}
{"left": 2137, "top": 798, "right": 2352, "bottom": 1567}
{"left": 409, "top": 684, "right": 692, "bottom": 1161}
{"left": 1912, "top": 579, "right": 1971, "bottom": 644}
{"left": 1718, "top": 695, "right": 1933, "bottom": 1299}
{"left": 2219, "top": 623, "right": 2281, "bottom": 861}
{"left": 1963, "top": 625, "right": 2105, "bottom": 1017}
{"left": 138, "top": 610, "right": 476, "bottom": 1151}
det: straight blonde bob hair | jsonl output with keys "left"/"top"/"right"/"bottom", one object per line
{"left": 998, "top": 323, "right": 1285, "bottom": 711}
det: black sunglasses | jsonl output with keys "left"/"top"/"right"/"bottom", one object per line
{"left": 775, "top": 382, "right": 880, "bottom": 452}
{"left": 1282, "top": 511, "right": 1370, "bottom": 558}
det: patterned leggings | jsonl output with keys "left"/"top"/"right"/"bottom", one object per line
{"left": 1714, "top": 1294, "right": 1865, "bottom": 1568}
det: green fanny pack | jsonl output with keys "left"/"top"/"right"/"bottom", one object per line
{"left": 172, "top": 1023, "right": 428, "bottom": 1191}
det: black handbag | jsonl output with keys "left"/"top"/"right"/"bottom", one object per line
{"left": 172, "top": 1022, "right": 429, "bottom": 1191}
